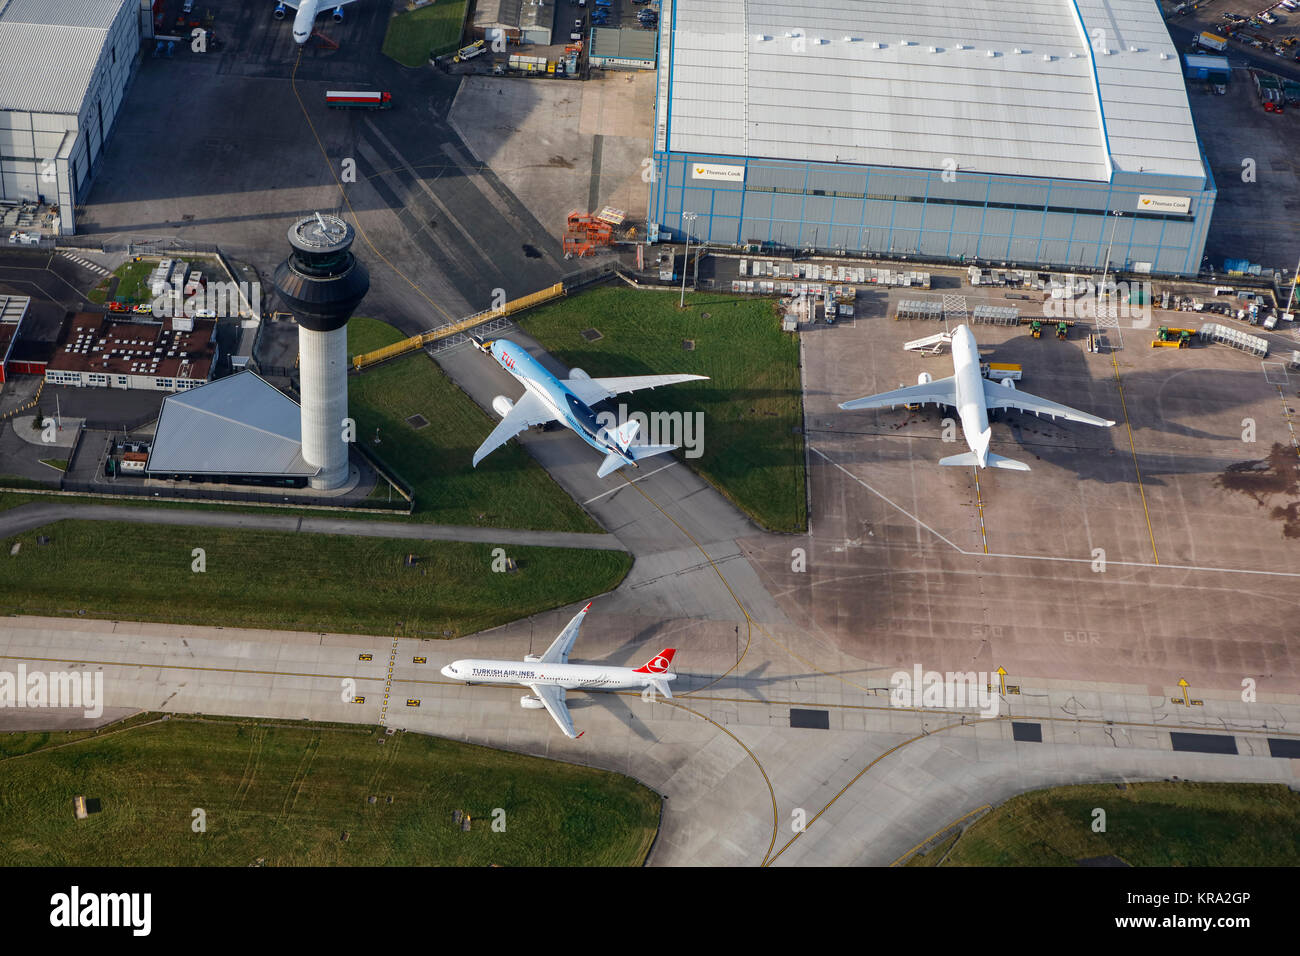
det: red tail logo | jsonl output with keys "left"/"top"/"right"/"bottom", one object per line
{"left": 634, "top": 649, "right": 675, "bottom": 674}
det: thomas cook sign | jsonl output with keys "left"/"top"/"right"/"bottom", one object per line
{"left": 691, "top": 163, "right": 745, "bottom": 183}
{"left": 1136, "top": 194, "right": 1190, "bottom": 214}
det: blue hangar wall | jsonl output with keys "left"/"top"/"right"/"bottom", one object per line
{"left": 648, "top": 151, "right": 1217, "bottom": 277}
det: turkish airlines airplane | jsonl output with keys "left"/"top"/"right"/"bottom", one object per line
{"left": 472, "top": 337, "right": 706, "bottom": 478}
{"left": 440, "top": 603, "right": 677, "bottom": 739}
{"left": 839, "top": 323, "right": 1114, "bottom": 471}
{"left": 273, "top": 0, "right": 357, "bottom": 45}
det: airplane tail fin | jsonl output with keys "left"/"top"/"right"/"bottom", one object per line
{"left": 938, "top": 451, "right": 978, "bottom": 467}
{"left": 648, "top": 677, "right": 673, "bottom": 699}
{"left": 634, "top": 648, "right": 676, "bottom": 674}
{"left": 612, "top": 419, "right": 639, "bottom": 452}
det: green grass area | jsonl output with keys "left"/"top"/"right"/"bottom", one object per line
{"left": 381, "top": 0, "right": 469, "bottom": 66}
{"left": 347, "top": 316, "right": 407, "bottom": 360}
{"left": 522, "top": 286, "right": 807, "bottom": 532}
{"left": 0, "top": 713, "right": 159, "bottom": 761}
{"left": 0, "top": 520, "right": 630, "bottom": 637}
{"left": 109, "top": 260, "right": 156, "bottom": 304}
{"left": 0, "top": 717, "right": 660, "bottom": 865}
{"left": 38, "top": 458, "right": 68, "bottom": 472}
{"left": 903, "top": 830, "right": 960, "bottom": 866}
{"left": 917, "top": 782, "right": 1300, "bottom": 866}
{"left": 86, "top": 281, "right": 109, "bottom": 305}
{"left": 348, "top": 321, "right": 600, "bottom": 532}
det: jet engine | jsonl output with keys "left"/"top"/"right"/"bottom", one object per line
{"left": 1001, "top": 378, "right": 1016, "bottom": 390}
{"left": 492, "top": 395, "right": 515, "bottom": 418}
{"left": 333, "top": 6, "right": 345, "bottom": 22}
{"left": 274, "top": 3, "right": 286, "bottom": 18}
{"left": 520, "top": 695, "right": 546, "bottom": 710}
{"left": 568, "top": 367, "right": 589, "bottom": 380}
{"left": 917, "top": 371, "right": 933, "bottom": 385}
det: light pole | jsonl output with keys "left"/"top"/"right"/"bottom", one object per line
{"left": 680, "top": 211, "right": 697, "bottom": 308}
{"left": 1283, "top": 251, "right": 1300, "bottom": 321}
{"left": 1098, "top": 210, "right": 1123, "bottom": 319}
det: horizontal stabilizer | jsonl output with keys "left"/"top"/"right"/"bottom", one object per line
{"left": 626, "top": 442, "right": 676, "bottom": 462}
{"left": 939, "top": 451, "right": 1030, "bottom": 471}
{"left": 986, "top": 453, "right": 1031, "bottom": 471}
{"left": 596, "top": 450, "right": 629, "bottom": 478}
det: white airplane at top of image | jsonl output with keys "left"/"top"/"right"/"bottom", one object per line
{"left": 273, "top": 0, "right": 357, "bottom": 45}
{"left": 472, "top": 337, "right": 708, "bottom": 478}
{"left": 838, "top": 323, "right": 1114, "bottom": 471}
{"left": 440, "top": 603, "right": 677, "bottom": 739}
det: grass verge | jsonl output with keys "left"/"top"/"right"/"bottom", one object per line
{"left": 381, "top": 1, "right": 469, "bottom": 66}
{"left": 522, "top": 285, "right": 807, "bottom": 532}
{"left": 0, "top": 520, "right": 630, "bottom": 637}
{"left": 915, "top": 782, "right": 1300, "bottom": 866}
{"left": 348, "top": 321, "right": 599, "bottom": 532}
{"left": 0, "top": 717, "right": 659, "bottom": 865}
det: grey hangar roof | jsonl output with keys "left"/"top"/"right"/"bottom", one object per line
{"left": 147, "top": 372, "right": 317, "bottom": 477}
{"left": 660, "top": 0, "right": 1204, "bottom": 183}
{"left": 0, "top": 0, "right": 129, "bottom": 114}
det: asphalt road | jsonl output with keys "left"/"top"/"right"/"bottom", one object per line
{"left": 0, "top": 501, "right": 624, "bottom": 550}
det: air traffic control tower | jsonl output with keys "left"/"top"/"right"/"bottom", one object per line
{"left": 272, "top": 213, "right": 369, "bottom": 490}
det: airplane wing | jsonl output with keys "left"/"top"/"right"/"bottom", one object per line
{"left": 839, "top": 376, "right": 957, "bottom": 411}
{"left": 277, "top": 0, "right": 360, "bottom": 9}
{"left": 982, "top": 380, "right": 1115, "bottom": 427}
{"left": 536, "top": 602, "right": 591, "bottom": 664}
{"left": 527, "top": 684, "right": 579, "bottom": 739}
{"left": 471, "top": 391, "right": 559, "bottom": 466}
{"left": 562, "top": 374, "right": 708, "bottom": 406}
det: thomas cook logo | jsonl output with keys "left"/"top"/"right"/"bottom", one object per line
{"left": 1140, "top": 198, "right": 1151, "bottom": 205}
{"left": 695, "top": 167, "right": 705, "bottom": 175}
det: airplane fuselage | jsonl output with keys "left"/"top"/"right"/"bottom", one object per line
{"left": 485, "top": 339, "right": 634, "bottom": 467}
{"left": 292, "top": 0, "right": 320, "bottom": 43}
{"left": 950, "top": 324, "right": 992, "bottom": 464}
{"left": 441, "top": 659, "right": 676, "bottom": 693}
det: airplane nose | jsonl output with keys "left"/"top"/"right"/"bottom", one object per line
{"left": 440, "top": 665, "right": 454, "bottom": 678}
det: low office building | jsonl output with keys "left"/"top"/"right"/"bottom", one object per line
{"left": 43, "top": 313, "right": 216, "bottom": 391}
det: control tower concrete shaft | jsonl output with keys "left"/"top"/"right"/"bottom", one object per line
{"left": 272, "top": 213, "right": 370, "bottom": 490}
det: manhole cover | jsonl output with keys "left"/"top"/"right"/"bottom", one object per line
{"left": 581, "top": 328, "right": 603, "bottom": 342}
{"left": 683, "top": 339, "right": 695, "bottom": 351}
{"left": 405, "top": 414, "right": 429, "bottom": 429}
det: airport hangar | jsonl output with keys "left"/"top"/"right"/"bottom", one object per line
{"left": 0, "top": 0, "right": 141, "bottom": 235}
{"left": 648, "top": 0, "right": 1217, "bottom": 276}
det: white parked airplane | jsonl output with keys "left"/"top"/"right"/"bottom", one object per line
{"left": 273, "top": 0, "right": 357, "bottom": 45}
{"left": 440, "top": 603, "right": 676, "bottom": 739}
{"left": 472, "top": 337, "right": 707, "bottom": 478}
{"left": 839, "top": 324, "right": 1114, "bottom": 471}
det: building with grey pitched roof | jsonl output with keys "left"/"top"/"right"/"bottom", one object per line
{"left": 146, "top": 371, "right": 318, "bottom": 485}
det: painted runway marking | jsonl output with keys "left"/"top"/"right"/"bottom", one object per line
{"left": 811, "top": 445, "right": 1300, "bottom": 578}
{"left": 582, "top": 460, "right": 678, "bottom": 504}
